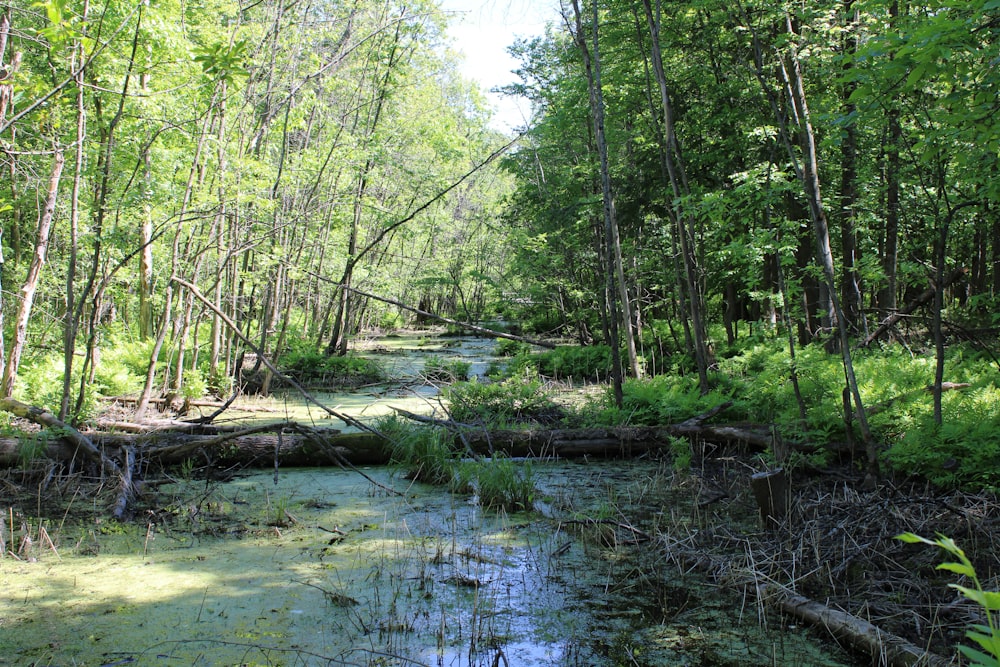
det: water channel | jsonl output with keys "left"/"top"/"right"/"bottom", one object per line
{"left": 0, "top": 333, "right": 857, "bottom": 666}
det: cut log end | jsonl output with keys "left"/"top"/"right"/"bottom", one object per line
{"left": 750, "top": 468, "right": 788, "bottom": 528}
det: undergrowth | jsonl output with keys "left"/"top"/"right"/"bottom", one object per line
{"left": 487, "top": 338, "right": 1000, "bottom": 491}
{"left": 422, "top": 356, "right": 470, "bottom": 383}
{"left": 444, "top": 373, "right": 562, "bottom": 426}
{"left": 277, "top": 340, "right": 386, "bottom": 388}
{"left": 379, "top": 416, "right": 537, "bottom": 512}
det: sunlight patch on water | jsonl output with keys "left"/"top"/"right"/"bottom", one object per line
{"left": 2, "top": 463, "right": 858, "bottom": 666}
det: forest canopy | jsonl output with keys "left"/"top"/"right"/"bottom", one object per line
{"left": 0, "top": 0, "right": 517, "bottom": 418}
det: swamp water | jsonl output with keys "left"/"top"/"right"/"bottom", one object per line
{"left": 2, "top": 334, "right": 857, "bottom": 665}
{"left": 220, "top": 334, "right": 500, "bottom": 430}
{"left": 1, "top": 463, "right": 855, "bottom": 666}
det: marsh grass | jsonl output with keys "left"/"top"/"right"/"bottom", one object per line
{"left": 379, "top": 416, "right": 538, "bottom": 512}
{"left": 380, "top": 416, "right": 459, "bottom": 485}
{"left": 454, "top": 457, "right": 536, "bottom": 512}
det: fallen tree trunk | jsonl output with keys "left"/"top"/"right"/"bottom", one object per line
{"left": 0, "top": 429, "right": 389, "bottom": 468}
{"left": 761, "top": 586, "right": 951, "bottom": 667}
{"left": 656, "top": 537, "right": 951, "bottom": 667}
{"left": 0, "top": 399, "right": 872, "bottom": 470}
{"left": 343, "top": 284, "right": 557, "bottom": 350}
{"left": 0, "top": 398, "right": 120, "bottom": 478}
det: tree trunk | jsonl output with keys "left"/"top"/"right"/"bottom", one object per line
{"left": 60, "top": 5, "right": 89, "bottom": 420}
{"left": 570, "top": 0, "right": 626, "bottom": 407}
{"left": 838, "top": 0, "right": 866, "bottom": 336}
{"left": 779, "top": 14, "right": 876, "bottom": 484}
{"left": 642, "top": 0, "right": 711, "bottom": 394}
{"left": 878, "top": 0, "right": 901, "bottom": 319}
{"left": 2, "top": 151, "right": 65, "bottom": 398}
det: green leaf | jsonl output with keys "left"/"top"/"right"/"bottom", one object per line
{"left": 938, "top": 561, "right": 977, "bottom": 578}
{"left": 958, "top": 644, "right": 1000, "bottom": 667}
{"left": 951, "top": 585, "right": 991, "bottom": 608}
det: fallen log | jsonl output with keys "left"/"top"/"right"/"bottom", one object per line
{"left": 99, "top": 395, "right": 277, "bottom": 412}
{"left": 761, "top": 585, "right": 951, "bottom": 667}
{"left": 0, "top": 429, "right": 388, "bottom": 468}
{"left": 0, "top": 398, "right": 120, "bottom": 479}
{"left": 657, "top": 537, "right": 951, "bottom": 667}
{"left": 0, "top": 401, "right": 865, "bottom": 470}
{"left": 392, "top": 403, "right": 782, "bottom": 458}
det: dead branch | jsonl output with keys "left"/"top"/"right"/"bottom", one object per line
{"left": 860, "top": 268, "right": 967, "bottom": 348}
{"left": 0, "top": 397, "right": 120, "bottom": 478}
{"left": 343, "top": 284, "right": 557, "bottom": 349}
{"left": 171, "top": 276, "right": 381, "bottom": 436}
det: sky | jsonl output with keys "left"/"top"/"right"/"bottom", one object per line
{"left": 435, "top": 0, "right": 560, "bottom": 133}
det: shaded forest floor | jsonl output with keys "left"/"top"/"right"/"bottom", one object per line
{"left": 668, "top": 453, "right": 998, "bottom": 664}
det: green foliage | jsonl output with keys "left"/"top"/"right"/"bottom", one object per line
{"left": 888, "top": 383, "right": 1000, "bottom": 489}
{"left": 380, "top": 416, "right": 458, "bottom": 486}
{"left": 668, "top": 436, "right": 692, "bottom": 472}
{"left": 897, "top": 533, "right": 1000, "bottom": 666}
{"left": 180, "top": 368, "right": 208, "bottom": 400}
{"left": 492, "top": 345, "right": 621, "bottom": 383}
{"left": 536, "top": 345, "right": 616, "bottom": 382}
{"left": 422, "top": 356, "right": 470, "bottom": 383}
{"left": 380, "top": 417, "right": 536, "bottom": 511}
{"left": 494, "top": 338, "right": 531, "bottom": 357}
{"left": 454, "top": 457, "right": 536, "bottom": 512}
{"left": 278, "top": 341, "right": 386, "bottom": 388}
{"left": 445, "top": 375, "right": 561, "bottom": 427}
{"left": 18, "top": 433, "right": 51, "bottom": 465}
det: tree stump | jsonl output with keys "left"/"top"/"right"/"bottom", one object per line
{"left": 750, "top": 468, "right": 788, "bottom": 528}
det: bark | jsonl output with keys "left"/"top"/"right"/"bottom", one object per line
{"left": 744, "top": 10, "right": 877, "bottom": 485}
{"left": 764, "top": 587, "right": 951, "bottom": 667}
{"left": 1, "top": 151, "right": 65, "bottom": 398}
{"left": 785, "top": 29, "right": 876, "bottom": 484}
{"left": 61, "top": 3, "right": 89, "bottom": 420}
{"left": 642, "top": 0, "right": 711, "bottom": 394}
{"left": 570, "top": 0, "right": 627, "bottom": 406}
{"left": 839, "top": 0, "right": 866, "bottom": 336}
{"left": 657, "top": 539, "right": 951, "bottom": 667}
{"left": 0, "top": 398, "right": 120, "bottom": 478}
{"left": 933, "top": 204, "right": 978, "bottom": 424}
{"left": 878, "top": 0, "right": 902, "bottom": 319}
{"left": 0, "top": 8, "right": 16, "bottom": 389}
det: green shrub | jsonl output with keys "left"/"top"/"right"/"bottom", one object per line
{"left": 180, "top": 368, "right": 208, "bottom": 400}
{"left": 536, "top": 345, "right": 617, "bottom": 381}
{"left": 423, "top": 356, "right": 470, "bottom": 383}
{"left": 445, "top": 375, "right": 562, "bottom": 426}
{"left": 668, "top": 435, "right": 692, "bottom": 471}
{"left": 494, "top": 338, "right": 531, "bottom": 357}
{"left": 278, "top": 340, "right": 386, "bottom": 387}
